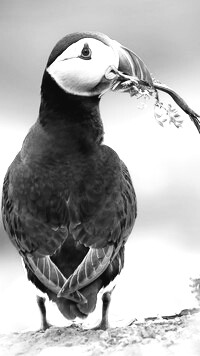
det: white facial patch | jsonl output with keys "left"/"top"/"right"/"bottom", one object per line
{"left": 47, "top": 38, "right": 119, "bottom": 96}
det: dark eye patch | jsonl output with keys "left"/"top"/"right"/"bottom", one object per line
{"left": 80, "top": 43, "right": 92, "bottom": 60}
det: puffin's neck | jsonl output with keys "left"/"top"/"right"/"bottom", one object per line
{"left": 38, "top": 72, "right": 104, "bottom": 153}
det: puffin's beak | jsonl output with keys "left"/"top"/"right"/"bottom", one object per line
{"left": 104, "top": 41, "right": 153, "bottom": 93}
{"left": 117, "top": 45, "right": 153, "bottom": 85}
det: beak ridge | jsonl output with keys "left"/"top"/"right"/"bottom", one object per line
{"left": 117, "top": 44, "right": 153, "bottom": 86}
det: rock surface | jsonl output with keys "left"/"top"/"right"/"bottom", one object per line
{"left": 1, "top": 312, "right": 200, "bottom": 356}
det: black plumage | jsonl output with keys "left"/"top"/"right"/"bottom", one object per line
{"left": 1, "top": 32, "right": 137, "bottom": 327}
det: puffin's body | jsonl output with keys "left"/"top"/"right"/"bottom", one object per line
{"left": 1, "top": 32, "right": 148, "bottom": 328}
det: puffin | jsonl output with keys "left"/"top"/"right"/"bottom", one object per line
{"left": 2, "top": 31, "right": 140, "bottom": 330}
{"left": 2, "top": 31, "right": 199, "bottom": 330}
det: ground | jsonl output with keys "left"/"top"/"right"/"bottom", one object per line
{"left": 1, "top": 311, "right": 200, "bottom": 356}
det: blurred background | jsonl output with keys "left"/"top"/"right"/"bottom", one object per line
{"left": 1, "top": 0, "right": 200, "bottom": 332}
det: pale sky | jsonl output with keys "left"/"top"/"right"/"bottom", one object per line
{"left": 1, "top": 0, "right": 200, "bottom": 331}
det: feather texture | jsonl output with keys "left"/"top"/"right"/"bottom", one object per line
{"left": 58, "top": 245, "right": 114, "bottom": 299}
{"left": 27, "top": 255, "right": 66, "bottom": 294}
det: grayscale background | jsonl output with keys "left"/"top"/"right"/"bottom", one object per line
{"left": 0, "top": 0, "right": 200, "bottom": 331}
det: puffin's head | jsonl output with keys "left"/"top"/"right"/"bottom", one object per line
{"left": 45, "top": 31, "right": 153, "bottom": 97}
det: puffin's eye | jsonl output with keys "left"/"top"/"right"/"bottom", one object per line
{"left": 80, "top": 43, "right": 92, "bottom": 60}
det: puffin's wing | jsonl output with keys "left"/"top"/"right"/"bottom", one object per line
{"left": 1, "top": 166, "right": 68, "bottom": 259}
{"left": 2, "top": 166, "right": 73, "bottom": 298}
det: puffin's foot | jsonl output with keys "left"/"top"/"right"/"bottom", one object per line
{"left": 93, "top": 286, "right": 115, "bottom": 330}
{"left": 36, "top": 295, "right": 52, "bottom": 331}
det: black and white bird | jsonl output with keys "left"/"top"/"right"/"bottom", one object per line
{"left": 1, "top": 31, "right": 155, "bottom": 330}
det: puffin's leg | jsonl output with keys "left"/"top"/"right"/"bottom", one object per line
{"left": 36, "top": 295, "right": 52, "bottom": 331}
{"left": 94, "top": 286, "right": 115, "bottom": 330}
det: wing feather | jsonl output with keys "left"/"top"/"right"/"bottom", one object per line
{"left": 2, "top": 167, "right": 68, "bottom": 258}
{"left": 27, "top": 255, "right": 66, "bottom": 294}
{"left": 58, "top": 245, "right": 114, "bottom": 299}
